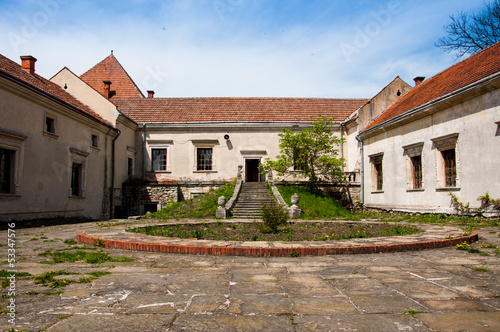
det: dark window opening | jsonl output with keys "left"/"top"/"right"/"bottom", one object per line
{"left": 128, "top": 157, "right": 134, "bottom": 178}
{"left": 197, "top": 148, "right": 212, "bottom": 171}
{"left": 143, "top": 203, "right": 157, "bottom": 213}
{"left": 45, "top": 117, "right": 55, "bottom": 134}
{"left": 71, "top": 163, "right": 83, "bottom": 196}
{"left": 442, "top": 149, "right": 456, "bottom": 187}
{"left": 152, "top": 148, "right": 167, "bottom": 171}
{"left": 374, "top": 162, "right": 383, "bottom": 191}
{"left": 411, "top": 155, "right": 422, "bottom": 189}
{"left": 0, "top": 149, "right": 13, "bottom": 194}
{"left": 91, "top": 135, "right": 98, "bottom": 148}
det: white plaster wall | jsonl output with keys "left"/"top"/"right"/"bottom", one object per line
{"left": 0, "top": 81, "right": 114, "bottom": 220}
{"left": 50, "top": 68, "right": 118, "bottom": 126}
{"left": 362, "top": 88, "right": 500, "bottom": 213}
{"left": 141, "top": 125, "right": 342, "bottom": 183}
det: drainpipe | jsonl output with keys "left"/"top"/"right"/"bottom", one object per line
{"left": 110, "top": 129, "right": 121, "bottom": 219}
{"left": 142, "top": 123, "right": 147, "bottom": 181}
{"left": 339, "top": 123, "right": 344, "bottom": 172}
{"left": 355, "top": 135, "right": 364, "bottom": 204}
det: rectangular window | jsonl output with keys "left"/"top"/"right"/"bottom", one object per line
{"left": 442, "top": 149, "right": 456, "bottom": 187}
{"left": 45, "top": 116, "right": 55, "bottom": 134}
{"left": 0, "top": 148, "right": 13, "bottom": 194}
{"left": 197, "top": 148, "right": 213, "bottom": 171}
{"left": 71, "top": 163, "right": 83, "bottom": 197}
{"left": 374, "top": 162, "right": 383, "bottom": 191}
{"left": 152, "top": 148, "right": 167, "bottom": 171}
{"left": 128, "top": 157, "right": 134, "bottom": 178}
{"left": 411, "top": 155, "right": 422, "bottom": 189}
{"left": 91, "top": 134, "right": 98, "bottom": 148}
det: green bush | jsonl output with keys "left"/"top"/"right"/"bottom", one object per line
{"left": 255, "top": 202, "right": 290, "bottom": 234}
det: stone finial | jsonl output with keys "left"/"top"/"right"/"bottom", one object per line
{"left": 289, "top": 193, "right": 301, "bottom": 219}
{"left": 216, "top": 196, "right": 227, "bottom": 218}
{"left": 237, "top": 165, "right": 243, "bottom": 179}
{"left": 291, "top": 193, "right": 300, "bottom": 206}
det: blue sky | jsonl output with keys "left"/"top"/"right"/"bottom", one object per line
{"left": 0, "top": 0, "right": 485, "bottom": 98}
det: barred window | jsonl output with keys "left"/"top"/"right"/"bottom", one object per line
{"left": 374, "top": 161, "right": 383, "bottom": 191}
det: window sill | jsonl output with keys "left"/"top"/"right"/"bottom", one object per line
{"left": 407, "top": 188, "right": 425, "bottom": 192}
{"left": 371, "top": 190, "right": 384, "bottom": 194}
{"left": 0, "top": 193, "right": 21, "bottom": 199}
{"left": 436, "top": 187, "right": 460, "bottom": 192}
{"left": 149, "top": 171, "right": 172, "bottom": 174}
{"left": 68, "top": 195, "right": 86, "bottom": 199}
{"left": 43, "top": 131, "right": 59, "bottom": 139}
{"left": 193, "top": 170, "right": 218, "bottom": 173}
{"left": 91, "top": 146, "right": 100, "bottom": 151}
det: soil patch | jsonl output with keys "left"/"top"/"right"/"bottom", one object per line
{"left": 127, "top": 221, "right": 421, "bottom": 242}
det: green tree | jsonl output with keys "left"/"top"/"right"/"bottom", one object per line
{"left": 261, "top": 116, "right": 345, "bottom": 191}
{"left": 435, "top": 0, "right": 500, "bottom": 58}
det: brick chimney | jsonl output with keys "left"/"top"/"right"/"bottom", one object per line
{"left": 147, "top": 90, "right": 155, "bottom": 98}
{"left": 413, "top": 76, "right": 425, "bottom": 86}
{"left": 103, "top": 80, "right": 112, "bottom": 99}
{"left": 20, "top": 56, "right": 37, "bottom": 75}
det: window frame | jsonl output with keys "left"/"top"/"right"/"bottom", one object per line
{"left": 431, "top": 133, "right": 459, "bottom": 190}
{"left": 69, "top": 148, "right": 88, "bottom": 198}
{"left": 192, "top": 139, "right": 219, "bottom": 173}
{"left": 0, "top": 130, "right": 26, "bottom": 197}
{"left": 369, "top": 153, "right": 384, "bottom": 193}
{"left": 196, "top": 147, "right": 213, "bottom": 171}
{"left": 43, "top": 113, "right": 58, "bottom": 139}
{"left": 403, "top": 142, "right": 424, "bottom": 191}
{"left": 147, "top": 141, "right": 171, "bottom": 173}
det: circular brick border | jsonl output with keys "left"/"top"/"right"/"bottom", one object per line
{"left": 76, "top": 225, "right": 478, "bottom": 257}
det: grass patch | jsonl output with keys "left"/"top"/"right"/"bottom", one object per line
{"left": 456, "top": 242, "right": 482, "bottom": 253}
{"left": 35, "top": 271, "right": 75, "bottom": 288}
{"left": 473, "top": 267, "right": 491, "bottom": 273}
{"left": 276, "top": 185, "right": 351, "bottom": 219}
{"left": 38, "top": 250, "right": 133, "bottom": 265}
{"left": 149, "top": 181, "right": 236, "bottom": 219}
{"left": 63, "top": 239, "right": 77, "bottom": 245}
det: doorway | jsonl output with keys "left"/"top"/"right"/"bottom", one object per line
{"left": 245, "top": 159, "right": 261, "bottom": 182}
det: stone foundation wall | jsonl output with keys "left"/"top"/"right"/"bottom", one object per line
{"left": 122, "top": 181, "right": 229, "bottom": 217}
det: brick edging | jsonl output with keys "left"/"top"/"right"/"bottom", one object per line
{"left": 76, "top": 231, "right": 478, "bottom": 257}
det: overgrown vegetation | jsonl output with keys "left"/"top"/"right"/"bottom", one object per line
{"left": 255, "top": 202, "right": 290, "bottom": 234}
{"left": 127, "top": 221, "right": 420, "bottom": 242}
{"left": 276, "top": 184, "right": 351, "bottom": 219}
{"left": 148, "top": 181, "right": 236, "bottom": 219}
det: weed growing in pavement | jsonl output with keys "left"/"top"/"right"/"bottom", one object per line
{"left": 456, "top": 242, "right": 482, "bottom": 253}
{"left": 63, "top": 239, "right": 77, "bottom": 245}
{"left": 473, "top": 267, "right": 491, "bottom": 273}
{"left": 404, "top": 309, "right": 425, "bottom": 317}
{"left": 38, "top": 250, "right": 134, "bottom": 265}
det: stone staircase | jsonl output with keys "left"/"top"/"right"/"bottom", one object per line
{"left": 231, "top": 182, "right": 275, "bottom": 219}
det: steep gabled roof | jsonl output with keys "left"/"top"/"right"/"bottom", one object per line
{"left": 114, "top": 97, "right": 369, "bottom": 124}
{"left": 80, "top": 54, "right": 145, "bottom": 100}
{"left": 0, "top": 54, "right": 113, "bottom": 128}
{"left": 362, "top": 42, "right": 500, "bottom": 133}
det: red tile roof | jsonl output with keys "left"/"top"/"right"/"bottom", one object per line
{"left": 80, "top": 55, "right": 145, "bottom": 100}
{"left": 114, "top": 97, "right": 369, "bottom": 123}
{"left": 0, "top": 54, "right": 113, "bottom": 128}
{"left": 363, "top": 42, "right": 500, "bottom": 132}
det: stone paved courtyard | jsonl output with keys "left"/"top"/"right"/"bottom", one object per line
{"left": 1, "top": 220, "right": 499, "bottom": 331}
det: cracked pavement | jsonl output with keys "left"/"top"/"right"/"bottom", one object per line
{"left": 1, "top": 220, "right": 499, "bottom": 331}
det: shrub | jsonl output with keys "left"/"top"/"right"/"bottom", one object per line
{"left": 255, "top": 202, "right": 289, "bottom": 234}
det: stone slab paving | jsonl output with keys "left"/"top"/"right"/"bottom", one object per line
{"left": 0, "top": 219, "right": 498, "bottom": 331}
